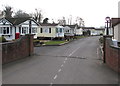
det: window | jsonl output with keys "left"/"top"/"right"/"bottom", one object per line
{"left": 7, "top": 27, "right": 9, "bottom": 34}
{"left": 19, "top": 27, "right": 21, "bottom": 33}
{"left": 0, "top": 27, "right": 2, "bottom": 34}
{"left": 32, "top": 27, "right": 37, "bottom": 33}
{"left": 60, "top": 28, "right": 63, "bottom": 33}
{"left": 56, "top": 28, "right": 58, "bottom": 33}
{"left": 49, "top": 28, "right": 51, "bottom": 33}
{"left": 22, "top": 27, "right": 28, "bottom": 34}
{"left": 0, "top": 27, "right": 10, "bottom": 35}
{"left": 44, "top": 28, "right": 49, "bottom": 33}
{"left": 40, "top": 28, "right": 43, "bottom": 33}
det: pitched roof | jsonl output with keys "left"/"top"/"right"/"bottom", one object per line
{"left": 40, "top": 23, "right": 58, "bottom": 26}
{"left": 95, "top": 28, "right": 105, "bottom": 30}
{"left": 4, "top": 17, "right": 39, "bottom": 26}
{"left": 111, "top": 18, "right": 120, "bottom": 27}
{"left": 62, "top": 25, "right": 77, "bottom": 28}
{"left": 82, "top": 27, "right": 95, "bottom": 29}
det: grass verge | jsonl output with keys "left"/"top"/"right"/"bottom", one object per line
{"left": 44, "top": 40, "right": 67, "bottom": 45}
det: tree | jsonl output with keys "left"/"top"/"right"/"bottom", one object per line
{"left": 76, "top": 17, "right": 85, "bottom": 27}
{"left": 58, "top": 17, "right": 66, "bottom": 25}
{"left": 32, "top": 9, "right": 43, "bottom": 23}
{"left": 14, "top": 10, "right": 30, "bottom": 18}
{"left": 3, "top": 6, "right": 13, "bottom": 18}
{"left": 43, "top": 18, "right": 49, "bottom": 24}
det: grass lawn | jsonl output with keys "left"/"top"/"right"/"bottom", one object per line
{"left": 75, "top": 36, "right": 85, "bottom": 39}
{"left": 44, "top": 40, "right": 67, "bottom": 45}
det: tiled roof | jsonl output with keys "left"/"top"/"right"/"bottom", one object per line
{"left": 40, "top": 23, "right": 58, "bottom": 26}
{"left": 95, "top": 28, "right": 105, "bottom": 30}
{"left": 4, "top": 17, "right": 39, "bottom": 26}
{"left": 111, "top": 18, "right": 120, "bottom": 27}
{"left": 62, "top": 25, "right": 77, "bottom": 28}
{"left": 82, "top": 27, "right": 95, "bottom": 29}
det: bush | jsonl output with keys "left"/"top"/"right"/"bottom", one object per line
{"left": 0, "top": 36, "right": 7, "bottom": 43}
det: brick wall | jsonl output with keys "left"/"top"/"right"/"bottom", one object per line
{"left": 103, "top": 36, "right": 120, "bottom": 72}
{"left": 2, "top": 34, "right": 34, "bottom": 64}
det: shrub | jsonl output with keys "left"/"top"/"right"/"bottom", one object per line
{"left": 33, "top": 40, "right": 40, "bottom": 46}
{"left": 0, "top": 36, "right": 7, "bottom": 43}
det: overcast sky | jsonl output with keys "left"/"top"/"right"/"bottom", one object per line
{"left": 0, "top": 0, "right": 119, "bottom": 27}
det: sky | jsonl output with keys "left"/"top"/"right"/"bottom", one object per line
{"left": 0, "top": 0, "right": 119, "bottom": 27}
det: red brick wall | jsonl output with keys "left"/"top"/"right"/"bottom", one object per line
{"left": 104, "top": 36, "right": 120, "bottom": 72}
{"left": 2, "top": 34, "right": 34, "bottom": 64}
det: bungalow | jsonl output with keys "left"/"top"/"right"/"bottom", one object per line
{"left": 0, "top": 17, "right": 39, "bottom": 40}
{"left": 64, "top": 25, "right": 78, "bottom": 35}
{"left": 76, "top": 26, "right": 83, "bottom": 36}
{"left": 94, "top": 28, "right": 105, "bottom": 35}
{"left": 111, "top": 18, "right": 120, "bottom": 46}
{"left": 37, "top": 23, "right": 64, "bottom": 40}
{"left": 62, "top": 25, "right": 74, "bottom": 37}
{"left": 63, "top": 24, "right": 83, "bottom": 36}
{"left": 82, "top": 27, "right": 96, "bottom": 35}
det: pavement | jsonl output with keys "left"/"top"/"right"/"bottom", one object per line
{"left": 2, "top": 36, "right": 118, "bottom": 84}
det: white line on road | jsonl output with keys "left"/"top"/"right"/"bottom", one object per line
{"left": 97, "top": 48, "right": 99, "bottom": 58}
{"left": 58, "top": 69, "right": 61, "bottom": 72}
{"left": 54, "top": 75, "right": 58, "bottom": 80}
{"left": 69, "top": 47, "right": 80, "bottom": 56}
{"left": 50, "top": 83, "right": 53, "bottom": 86}
{"left": 65, "top": 58, "right": 68, "bottom": 60}
{"left": 64, "top": 60, "right": 66, "bottom": 63}
{"left": 61, "top": 64, "right": 64, "bottom": 67}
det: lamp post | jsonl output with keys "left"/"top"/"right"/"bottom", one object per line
{"left": 105, "top": 16, "right": 110, "bottom": 35}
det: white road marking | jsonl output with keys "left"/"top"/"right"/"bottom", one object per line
{"left": 50, "top": 83, "right": 53, "bottom": 86}
{"left": 54, "top": 75, "right": 58, "bottom": 80}
{"left": 61, "top": 64, "right": 64, "bottom": 67}
{"left": 64, "top": 60, "right": 66, "bottom": 63}
{"left": 97, "top": 48, "right": 99, "bottom": 58}
{"left": 69, "top": 47, "right": 80, "bottom": 56}
{"left": 65, "top": 58, "right": 68, "bottom": 60}
{"left": 58, "top": 69, "right": 61, "bottom": 72}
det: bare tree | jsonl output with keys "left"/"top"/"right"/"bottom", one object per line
{"left": 3, "top": 6, "right": 13, "bottom": 18}
{"left": 58, "top": 17, "right": 66, "bottom": 25}
{"left": 76, "top": 17, "right": 85, "bottom": 27}
{"left": 32, "top": 9, "right": 43, "bottom": 23}
{"left": 14, "top": 10, "right": 30, "bottom": 18}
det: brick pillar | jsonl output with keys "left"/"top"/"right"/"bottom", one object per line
{"left": 103, "top": 35, "right": 112, "bottom": 63}
{"left": 29, "top": 34, "right": 34, "bottom": 56}
{"left": 25, "top": 34, "right": 34, "bottom": 56}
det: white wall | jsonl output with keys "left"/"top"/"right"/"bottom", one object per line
{"left": 114, "top": 24, "right": 119, "bottom": 41}
{"left": 76, "top": 28, "right": 83, "bottom": 35}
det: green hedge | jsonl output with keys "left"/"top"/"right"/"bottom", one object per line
{"left": 0, "top": 36, "right": 7, "bottom": 43}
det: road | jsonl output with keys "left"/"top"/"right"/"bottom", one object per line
{"left": 2, "top": 36, "right": 118, "bottom": 84}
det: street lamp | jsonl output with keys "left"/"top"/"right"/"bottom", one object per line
{"left": 105, "top": 16, "right": 110, "bottom": 35}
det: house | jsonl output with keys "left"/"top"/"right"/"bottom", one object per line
{"left": 63, "top": 25, "right": 78, "bottom": 35}
{"left": 82, "top": 27, "right": 96, "bottom": 35}
{"left": 111, "top": 18, "right": 120, "bottom": 45}
{"left": 37, "top": 23, "right": 64, "bottom": 40}
{"left": 76, "top": 26, "right": 83, "bottom": 36}
{"left": 94, "top": 28, "right": 105, "bottom": 35}
{"left": 0, "top": 17, "right": 39, "bottom": 40}
{"left": 62, "top": 25, "right": 74, "bottom": 36}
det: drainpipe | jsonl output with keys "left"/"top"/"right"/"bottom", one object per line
{"left": 29, "top": 20, "right": 32, "bottom": 34}
{"left": 29, "top": 19, "right": 32, "bottom": 56}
